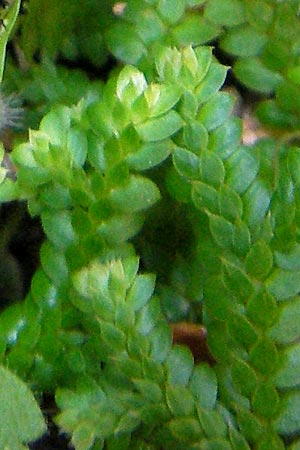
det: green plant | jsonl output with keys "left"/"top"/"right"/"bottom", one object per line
{"left": 2, "top": 1, "right": 300, "bottom": 449}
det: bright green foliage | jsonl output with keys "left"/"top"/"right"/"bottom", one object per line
{"left": 2, "top": 1, "right": 300, "bottom": 449}
{"left": 0, "top": 365, "right": 45, "bottom": 449}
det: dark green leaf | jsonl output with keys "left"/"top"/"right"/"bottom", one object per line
{"left": 274, "top": 344, "right": 300, "bottom": 389}
{"left": 275, "top": 392, "right": 300, "bottom": 435}
{"left": 109, "top": 175, "right": 160, "bottom": 213}
{"left": 165, "top": 345, "right": 194, "bottom": 386}
{"left": 226, "top": 146, "right": 259, "bottom": 194}
{"left": 183, "top": 122, "right": 208, "bottom": 154}
{"left": 204, "top": 0, "right": 246, "bottom": 26}
{"left": 166, "top": 385, "right": 195, "bottom": 416}
{"left": 173, "top": 147, "right": 200, "bottom": 180}
{"left": 269, "top": 298, "right": 300, "bottom": 345}
{"left": 189, "top": 364, "right": 217, "bottom": 410}
{"left": 192, "top": 181, "right": 219, "bottom": 214}
{"left": 157, "top": 0, "right": 185, "bottom": 24}
{"left": 168, "top": 417, "right": 203, "bottom": 442}
{"left": 252, "top": 382, "right": 279, "bottom": 418}
{"left": 218, "top": 185, "right": 243, "bottom": 222}
{"left": 234, "top": 58, "right": 283, "bottom": 94}
{"left": 173, "top": 14, "right": 221, "bottom": 47}
{"left": 209, "top": 214, "right": 233, "bottom": 250}
{"left": 267, "top": 269, "right": 300, "bottom": 301}
{"left": 135, "top": 110, "right": 182, "bottom": 142}
{"left": 243, "top": 180, "right": 271, "bottom": 230}
{"left": 221, "top": 27, "right": 267, "bottom": 57}
{"left": 249, "top": 337, "right": 278, "bottom": 375}
{"left": 208, "top": 117, "right": 242, "bottom": 160}
{"left": 247, "top": 290, "right": 278, "bottom": 329}
{"left": 105, "top": 23, "right": 147, "bottom": 65}
{"left": 246, "top": 241, "right": 273, "bottom": 280}
{"left": 232, "top": 358, "right": 258, "bottom": 397}
{"left": 199, "top": 152, "right": 225, "bottom": 188}
{"left": 198, "top": 92, "right": 235, "bottom": 131}
{"left": 127, "top": 140, "right": 172, "bottom": 171}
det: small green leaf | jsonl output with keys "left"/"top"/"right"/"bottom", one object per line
{"left": 105, "top": 23, "right": 147, "bottom": 65}
{"left": 232, "top": 220, "right": 251, "bottom": 256}
{"left": 275, "top": 244, "right": 300, "bottom": 271}
{"left": 173, "top": 14, "right": 221, "bottom": 47}
{"left": 67, "top": 127, "right": 88, "bottom": 168}
{"left": 165, "top": 345, "right": 194, "bottom": 386}
{"left": 221, "top": 26, "right": 267, "bottom": 57}
{"left": 246, "top": 241, "right": 273, "bottom": 280}
{"left": 135, "top": 110, "right": 183, "bottom": 142}
{"left": 226, "top": 146, "right": 259, "bottom": 194}
{"left": 72, "top": 422, "right": 95, "bottom": 450}
{"left": 208, "top": 117, "right": 242, "bottom": 160}
{"left": 31, "top": 269, "right": 58, "bottom": 309}
{"left": 269, "top": 298, "right": 300, "bottom": 345}
{"left": 166, "top": 385, "right": 195, "bottom": 416}
{"left": 165, "top": 165, "right": 192, "bottom": 203}
{"left": 196, "top": 62, "right": 228, "bottom": 104}
{"left": 234, "top": 58, "right": 283, "bottom": 94}
{"left": 198, "top": 409, "right": 227, "bottom": 438}
{"left": 192, "top": 181, "right": 219, "bottom": 214}
{"left": 232, "top": 358, "right": 258, "bottom": 397}
{"left": 252, "top": 382, "right": 279, "bottom": 418}
{"left": 228, "top": 313, "right": 257, "bottom": 348}
{"left": 127, "top": 273, "right": 156, "bottom": 311}
{"left": 189, "top": 364, "right": 217, "bottom": 410}
{"left": 218, "top": 185, "right": 243, "bottom": 222}
{"left": 100, "top": 321, "right": 126, "bottom": 354}
{"left": 149, "top": 322, "right": 172, "bottom": 363}
{"left": 145, "top": 84, "right": 182, "bottom": 117}
{"left": 127, "top": 140, "right": 172, "bottom": 171}
{"left": 204, "top": 0, "right": 246, "bottom": 26}
{"left": 133, "top": 379, "right": 162, "bottom": 403}
{"left": 274, "top": 344, "right": 300, "bottom": 389}
{"left": 204, "top": 276, "right": 232, "bottom": 320}
{"left": 247, "top": 290, "right": 278, "bottom": 329}
{"left": 249, "top": 337, "right": 278, "bottom": 375}
{"left": 183, "top": 122, "right": 208, "bottom": 154}
{"left": 199, "top": 152, "right": 225, "bottom": 188}
{"left": 173, "top": 147, "right": 200, "bottom": 180}
{"left": 0, "top": 366, "right": 46, "bottom": 448}
{"left": 275, "top": 392, "right": 300, "bottom": 435}
{"left": 116, "top": 66, "right": 147, "bottom": 106}
{"left": 40, "top": 105, "right": 71, "bottom": 146}
{"left": 198, "top": 92, "right": 235, "bottom": 131}
{"left": 42, "top": 210, "right": 76, "bottom": 250}
{"left": 136, "top": 299, "right": 161, "bottom": 335}
{"left": 157, "top": 0, "right": 185, "bottom": 24}
{"left": 267, "top": 269, "right": 300, "bottom": 301}
{"left": 168, "top": 417, "right": 203, "bottom": 442}
{"left": 209, "top": 214, "right": 233, "bottom": 250}
{"left": 98, "top": 214, "right": 144, "bottom": 245}
{"left": 109, "top": 175, "right": 160, "bottom": 213}
{"left": 243, "top": 180, "right": 271, "bottom": 229}
{"left": 236, "top": 407, "right": 263, "bottom": 444}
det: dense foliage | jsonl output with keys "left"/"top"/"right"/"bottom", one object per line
{"left": 2, "top": 1, "right": 300, "bottom": 449}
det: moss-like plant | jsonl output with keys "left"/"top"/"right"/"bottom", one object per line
{"left": 2, "top": 1, "right": 300, "bottom": 449}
